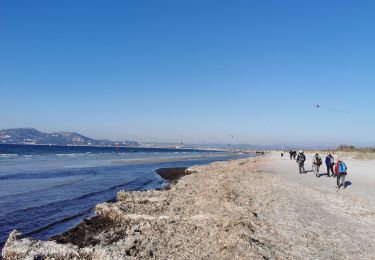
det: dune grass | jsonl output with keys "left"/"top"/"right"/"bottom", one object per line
{"left": 305, "top": 146, "right": 375, "bottom": 160}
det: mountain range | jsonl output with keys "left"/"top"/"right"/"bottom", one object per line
{"left": 0, "top": 128, "right": 334, "bottom": 150}
{"left": 0, "top": 128, "right": 139, "bottom": 146}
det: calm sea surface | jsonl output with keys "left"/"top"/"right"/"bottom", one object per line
{"left": 0, "top": 144, "right": 248, "bottom": 248}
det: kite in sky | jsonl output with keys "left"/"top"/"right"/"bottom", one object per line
{"left": 313, "top": 104, "right": 350, "bottom": 114}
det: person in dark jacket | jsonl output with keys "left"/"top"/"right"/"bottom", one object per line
{"left": 296, "top": 150, "right": 306, "bottom": 174}
{"left": 325, "top": 154, "right": 335, "bottom": 177}
{"left": 289, "top": 151, "right": 293, "bottom": 160}
{"left": 312, "top": 153, "right": 323, "bottom": 177}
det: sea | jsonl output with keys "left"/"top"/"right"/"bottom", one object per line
{"left": 0, "top": 144, "right": 249, "bottom": 250}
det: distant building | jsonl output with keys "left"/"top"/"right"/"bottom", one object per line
{"left": 23, "top": 139, "right": 36, "bottom": 144}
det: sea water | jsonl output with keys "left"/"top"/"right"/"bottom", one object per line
{"left": 0, "top": 144, "right": 248, "bottom": 248}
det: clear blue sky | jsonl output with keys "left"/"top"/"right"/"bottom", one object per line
{"left": 1, "top": 0, "right": 374, "bottom": 146}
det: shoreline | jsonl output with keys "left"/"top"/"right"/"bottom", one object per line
{"left": 1, "top": 166, "right": 194, "bottom": 252}
{"left": 46, "top": 166, "right": 194, "bottom": 247}
{"left": 0, "top": 151, "right": 242, "bottom": 250}
{"left": 3, "top": 154, "right": 375, "bottom": 259}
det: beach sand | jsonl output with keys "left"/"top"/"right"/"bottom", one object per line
{"left": 2, "top": 153, "right": 375, "bottom": 259}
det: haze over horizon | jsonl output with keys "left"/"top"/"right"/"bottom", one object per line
{"left": 1, "top": 1, "right": 374, "bottom": 146}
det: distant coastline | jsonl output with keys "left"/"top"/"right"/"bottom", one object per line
{"left": 0, "top": 128, "right": 138, "bottom": 147}
{"left": 0, "top": 143, "right": 216, "bottom": 156}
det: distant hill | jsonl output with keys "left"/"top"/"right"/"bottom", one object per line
{"left": 0, "top": 128, "right": 139, "bottom": 147}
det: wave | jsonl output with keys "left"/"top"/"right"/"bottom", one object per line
{"left": 0, "top": 208, "right": 94, "bottom": 246}
{"left": 21, "top": 208, "right": 93, "bottom": 238}
{"left": 142, "top": 179, "right": 157, "bottom": 186}
{"left": 63, "top": 165, "right": 91, "bottom": 168}
{"left": 55, "top": 153, "right": 77, "bottom": 156}
{"left": 0, "top": 166, "right": 113, "bottom": 181}
{"left": 0, "top": 154, "right": 19, "bottom": 158}
{"left": 0, "top": 183, "right": 138, "bottom": 245}
{"left": 0, "top": 177, "right": 87, "bottom": 201}
{"left": 0, "top": 178, "right": 141, "bottom": 219}
{"left": 0, "top": 176, "right": 160, "bottom": 247}
{"left": 19, "top": 190, "right": 127, "bottom": 240}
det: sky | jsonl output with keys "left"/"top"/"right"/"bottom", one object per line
{"left": 1, "top": 0, "right": 374, "bottom": 146}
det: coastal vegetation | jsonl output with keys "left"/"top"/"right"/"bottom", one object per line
{"left": 337, "top": 145, "right": 375, "bottom": 152}
{"left": 334, "top": 145, "right": 375, "bottom": 160}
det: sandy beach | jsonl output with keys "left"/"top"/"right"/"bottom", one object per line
{"left": 3, "top": 153, "right": 375, "bottom": 259}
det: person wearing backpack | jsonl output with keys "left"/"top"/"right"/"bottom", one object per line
{"left": 325, "top": 154, "right": 335, "bottom": 177}
{"left": 335, "top": 160, "right": 348, "bottom": 189}
{"left": 296, "top": 150, "right": 306, "bottom": 174}
{"left": 312, "top": 153, "right": 323, "bottom": 177}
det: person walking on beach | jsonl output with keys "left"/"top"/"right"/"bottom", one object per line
{"left": 312, "top": 153, "right": 323, "bottom": 177}
{"left": 289, "top": 151, "right": 293, "bottom": 160}
{"left": 325, "top": 154, "right": 335, "bottom": 177}
{"left": 293, "top": 151, "right": 297, "bottom": 160}
{"left": 296, "top": 150, "right": 306, "bottom": 174}
{"left": 335, "top": 159, "right": 348, "bottom": 189}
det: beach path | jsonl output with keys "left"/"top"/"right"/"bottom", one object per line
{"left": 260, "top": 152, "right": 375, "bottom": 259}
{"left": 264, "top": 152, "right": 375, "bottom": 202}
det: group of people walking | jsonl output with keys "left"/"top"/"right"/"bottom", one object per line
{"left": 288, "top": 150, "right": 297, "bottom": 160}
{"left": 287, "top": 150, "right": 348, "bottom": 189}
